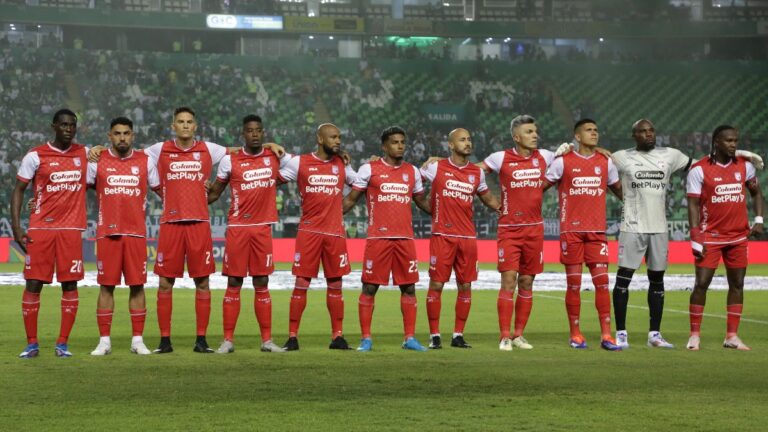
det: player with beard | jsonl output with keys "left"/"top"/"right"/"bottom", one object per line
{"left": 420, "top": 128, "right": 500, "bottom": 349}
{"left": 278, "top": 123, "right": 358, "bottom": 351}
{"left": 686, "top": 125, "right": 763, "bottom": 351}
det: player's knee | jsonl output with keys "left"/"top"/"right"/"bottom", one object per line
{"left": 362, "top": 283, "right": 378, "bottom": 296}
{"left": 193, "top": 276, "right": 210, "bottom": 290}
{"left": 100, "top": 285, "right": 116, "bottom": 295}
{"left": 500, "top": 271, "right": 518, "bottom": 290}
{"left": 428, "top": 280, "right": 445, "bottom": 292}
{"left": 400, "top": 284, "right": 416, "bottom": 296}
{"left": 252, "top": 276, "right": 268, "bottom": 287}
{"left": 25, "top": 281, "right": 44, "bottom": 294}
{"left": 647, "top": 270, "right": 665, "bottom": 285}
{"left": 61, "top": 281, "right": 77, "bottom": 292}
{"left": 518, "top": 275, "right": 534, "bottom": 290}
{"left": 158, "top": 277, "right": 175, "bottom": 291}
{"left": 457, "top": 282, "right": 471, "bottom": 292}
{"left": 128, "top": 285, "right": 144, "bottom": 295}
{"left": 228, "top": 277, "right": 244, "bottom": 288}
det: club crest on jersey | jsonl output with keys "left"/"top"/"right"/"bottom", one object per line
{"left": 532, "top": 159, "right": 539, "bottom": 167}
{"left": 332, "top": 165, "right": 339, "bottom": 175}
{"left": 131, "top": 166, "right": 140, "bottom": 175}
{"left": 468, "top": 175, "right": 476, "bottom": 183}
{"left": 735, "top": 172, "right": 742, "bottom": 181}
{"left": 193, "top": 152, "right": 201, "bottom": 161}
{"left": 595, "top": 166, "right": 601, "bottom": 175}
{"left": 403, "top": 173, "right": 409, "bottom": 182}
{"left": 264, "top": 158, "right": 271, "bottom": 166}
{"left": 430, "top": 255, "right": 437, "bottom": 265}
{"left": 656, "top": 160, "right": 666, "bottom": 169}
{"left": 366, "top": 260, "right": 373, "bottom": 269}
{"left": 73, "top": 158, "right": 81, "bottom": 167}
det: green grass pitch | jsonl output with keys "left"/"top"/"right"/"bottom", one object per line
{"left": 0, "top": 283, "right": 767, "bottom": 430}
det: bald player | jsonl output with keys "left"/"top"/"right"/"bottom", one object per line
{"left": 420, "top": 128, "right": 500, "bottom": 349}
{"left": 278, "top": 123, "right": 358, "bottom": 351}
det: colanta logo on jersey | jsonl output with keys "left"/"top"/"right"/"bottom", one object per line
{"left": 241, "top": 168, "right": 276, "bottom": 190}
{"left": 167, "top": 161, "right": 204, "bottom": 181}
{"left": 47, "top": 170, "right": 83, "bottom": 193}
{"left": 569, "top": 176, "right": 604, "bottom": 197}
{"left": 107, "top": 175, "right": 140, "bottom": 187}
{"left": 378, "top": 183, "right": 411, "bottom": 204}
{"left": 509, "top": 168, "right": 543, "bottom": 189}
{"left": 712, "top": 183, "right": 745, "bottom": 203}
{"left": 442, "top": 179, "right": 474, "bottom": 202}
{"left": 634, "top": 171, "right": 664, "bottom": 180}
{"left": 306, "top": 174, "right": 341, "bottom": 195}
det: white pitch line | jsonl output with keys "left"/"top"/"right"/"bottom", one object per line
{"left": 535, "top": 293, "right": 768, "bottom": 325}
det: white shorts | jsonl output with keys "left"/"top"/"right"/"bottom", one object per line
{"left": 618, "top": 232, "right": 669, "bottom": 271}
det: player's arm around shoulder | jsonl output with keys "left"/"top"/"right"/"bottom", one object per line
{"left": 745, "top": 162, "right": 764, "bottom": 238}
{"left": 343, "top": 162, "right": 369, "bottom": 214}
{"left": 686, "top": 165, "right": 705, "bottom": 257}
{"left": 607, "top": 158, "right": 622, "bottom": 200}
{"left": 412, "top": 164, "right": 431, "bottom": 215}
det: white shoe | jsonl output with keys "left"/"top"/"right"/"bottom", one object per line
{"left": 261, "top": 340, "right": 287, "bottom": 353}
{"left": 616, "top": 330, "right": 629, "bottom": 349}
{"left": 723, "top": 335, "right": 751, "bottom": 351}
{"left": 511, "top": 336, "right": 533, "bottom": 350}
{"left": 647, "top": 331, "right": 674, "bottom": 349}
{"left": 130, "top": 339, "right": 152, "bottom": 355}
{"left": 217, "top": 340, "right": 235, "bottom": 354}
{"left": 686, "top": 335, "right": 700, "bottom": 351}
{"left": 90, "top": 339, "right": 112, "bottom": 356}
{"left": 499, "top": 337, "right": 513, "bottom": 351}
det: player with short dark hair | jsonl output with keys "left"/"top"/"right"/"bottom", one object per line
{"left": 544, "top": 119, "right": 623, "bottom": 350}
{"left": 207, "top": 114, "right": 291, "bottom": 353}
{"left": 686, "top": 125, "right": 763, "bottom": 351}
{"left": 87, "top": 117, "right": 159, "bottom": 356}
{"left": 12, "top": 109, "right": 87, "bottom": 358}
{"left": 278, "top": 123, "right": 358, "bottom": 351}
{"left": 421, "top": 128, "right": 500, "bottom": 349}
{"left": 343, "top": 126, "right": 431, "bottom": 352}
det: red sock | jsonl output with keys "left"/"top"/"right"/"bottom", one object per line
{"left": 426, "top": 289, "right": 442, "bottom": 335}
{"left": 326, "top": 278, "right": 344, "bottom": 338}
{"left": 129, "top": 308, "right": 146, "bottom": 336}
{"left": 195, "top": 290, "right": 211, "bottom": 337}
{"left": 288, "top": 277, "right": 310, "bottom": 337}
{"left": 513, "top": 288, "right": 532, "bottom": 338}
{"left": 358, "top": 293, "right": 375, "bottom": 339}
{"left": 96, "top": 308, "right": 113, "bottom": 337}
{"left": 689, "top": 304, "right": 704, "bottom": 336}
{"left": 565, "top": 264, "right": 582, "bottom": 337}
{"left": 56, "top": 290, "right": 79, "bottom": 344}
{"left": 222, "top": 286, "right": 241, "bottom": 341}
{"left": 590, "top": 264, "right": 612, "bottom": 338}
{"left": 454, "top": 290, "right": 472, "bottom": 334}
{"left": 157, "top": 290, "right": 172, "bottom": 337}
{"left": 254, "top": 285, "right": 272, "bottom": 342}
{"left": 22, "top": 290, "right": 41, "bottom": 344}
{"left": 497, "top": 289, "right": 514, "bottom": 339}
{"left": 726, "top": 304, "right": 743, "bottom": 338}
{"left": 401, "top": 294, "right": 417, "bottom": 339}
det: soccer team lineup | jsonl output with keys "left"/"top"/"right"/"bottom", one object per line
{"left": 10, "top": 106, "right": 765, "bottom": 359}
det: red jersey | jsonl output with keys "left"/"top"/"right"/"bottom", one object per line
{"left": 420, "top": 158, "right": 489, "bottom": 238}
{"left": 279, "top": 152, "right": 357, "bottom": 237}
{"left": 216, "top": 148, "right": 290, "bottom": 227}
{"left": 352, "top": 159, "right": 423, "bottom": 239}
{"left": 87, "top": 149, "right": 157, "bottom": 238}
{"left": 545, "top": 152, "right": 619, "bottom": 233}
{"left": 17, "top": 142, "right": 88, "bottom": 230}
{"left": 484, "top": 148, "right": 555, "bottom": 226}
{"left": 687, "top": 157, "right": 756, "bottom": 244}
{"left": 145, "top": 140, "right": 227, "bottom": 224}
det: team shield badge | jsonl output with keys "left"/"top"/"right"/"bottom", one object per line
{"left": 131, "top": 166, "right": 140, "bottom": 175}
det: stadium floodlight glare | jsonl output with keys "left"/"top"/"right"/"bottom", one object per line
{"left": 599, "top": 37, "right": 605, "bottom": 42}
{"left": 205, "top": 14, "right": 283, "bottom": 31}
{"left": 329, "top": 36, "right": 334, "bottom": 40}
{"left": 308, "top": 35, "right": 314, "bottom": 40}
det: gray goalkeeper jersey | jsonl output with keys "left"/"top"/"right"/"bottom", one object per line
{"left": 612, "top": 147, "right": 691, "bottom": 234}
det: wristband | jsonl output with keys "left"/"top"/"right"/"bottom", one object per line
{"left": 755, "top": 216, "right": 764, "bottom": 224}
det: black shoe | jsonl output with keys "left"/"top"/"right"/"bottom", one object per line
{"left": 428, "top": 335, "right": 442, "bottom": 349}
{"left": 451, "top": 335, "right": 472, "bottom": 348}
{"left": 193, "top": 336, "right": 214, "bottom": 353}
{"left": 153, "top": 337, "right": 173, "bottom": 354}
{"left": 329, "top": 336, "right": 351, "bottom": 350}
{"left": 283, "top": 337, "right": 299, "bottom": 351}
